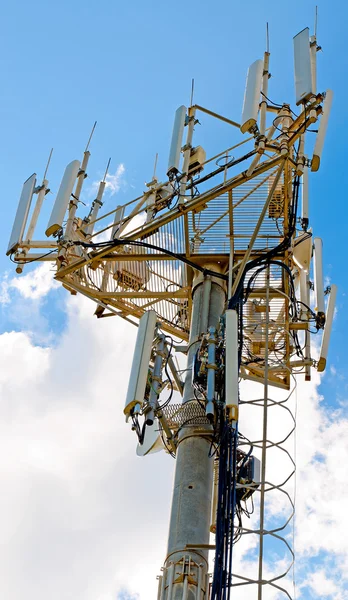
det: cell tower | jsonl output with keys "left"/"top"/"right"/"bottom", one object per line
{"left": 7, "top": 22, "right": 335, "bottom": 600}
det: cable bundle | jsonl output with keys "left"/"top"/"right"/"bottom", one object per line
{"left": 211, "top": 416, "right": 238, "bottom": 600}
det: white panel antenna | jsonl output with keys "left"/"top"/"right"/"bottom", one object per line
{"left": 7, "top": 173, "right": 37, "bottom": 256}
{"left": 124, "top": 310, "right": 157, "bottom": 417}
{"left": 45, "top": 159, "right": 80, "bottom": 237}
{"left": 311, "top": 90, "right": 333, "bottom": 172}
{"left": 167, "top": 105, "right": 187, "bottom": 176}
{"left": 294, "top": 28, "right": 314, "bottom": 105}
{"left": 240, "top": 59, "right": 263, "bottom": 134}
{"left": 313, "top": 237, "right": 325, "bottom": 318}
{"left": 225, "top": 309, "right": 239, "bottom": 420}
{"left": 317, "top": 284, "right": 337, "bottom": 372}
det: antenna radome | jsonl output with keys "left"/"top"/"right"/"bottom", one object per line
{"left": 294, "top": 27, "right": 314, "bottom": 105}
{"left": 240, "top": 59, "right": 263, "bottom": 134}
{"left": 167, "top": 105, "right": 187, "bottom": 176}
{"left": 7, "top": 173, "right": 37, "bottom": 256}
{"left": 312, "top": 89, "right": 333, "bottom": 172}
{"left": 45, "top": 160, "right": 80, "bottom": 237}
{"left": 318, "top": 284, "right": 337, "bottom": 372}
{"left": 124, "top": 310, "right": 157, "bottom": 418}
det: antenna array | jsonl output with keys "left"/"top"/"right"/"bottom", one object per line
{"left": 6, "top": 20, "right": 335, "bottom": 600}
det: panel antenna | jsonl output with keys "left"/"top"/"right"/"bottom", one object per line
{"left": 311, "top": 90, "right": 333, "bottom": 171}
{"left": 7, "top": 173, "right": 37, "bottom": 255}
{"left": 240, "top": 59, "right": 263, "bottom": 134}
{"left": 124, "top": 310, "right": 158, "bottom": 418}
{"left": 5, "top": 21, "right": 338, "bottom": 600}
{"left": 294, "top": 27, "right": 314, "bottom": 105}
{"left": 167, "top": 105, "right": 187, "bottom": 176}
{"left": 45, "top": 160, "right": 80, "bottom": 237}
{"left": 318, "top": 284, "right": 337, "bottom": 372}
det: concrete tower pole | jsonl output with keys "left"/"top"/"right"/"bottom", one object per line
{"left": 160, "top": 267, "right": 226, "bottom": 600}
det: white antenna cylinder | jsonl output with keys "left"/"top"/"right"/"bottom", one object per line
{"left": 45, "top": 160, "right": 80, "bottom": 237}
{"left": 124, "top": 310, "right": 157, "bottom": 417}
{"left": 85, "top": 181, "right": 106, "bottom": 236}
{"left": 302, "top": 167, "right": 309, "bottom": 226}
{"left": 310, "top": 35, "right": 317, "bottom": 94}
{"left": 313, "top": 237, "right": 325, "bottom": 317}
{"left": 240, "top": 59, "right": 263, "bottom": 134}
{"left": 260, "top": 51, "right": 270, "bottom": 136}
{"left": 299, "top": 268, "right": 309, "bottom": 305}
{"left": 225, "top": 309, "right": 239, "bottom": 420}
{"left": 7, "top": 173, "right": 36, "bottom": 255}
{"left": 26, "top": 179, "right": 49, "bottom": 241}
{"left": 167, "top": 105, "right": 187, "bottom": 176}
{"left": 317, "top": 284, "right": 337, "bottom": 372}
{"left": 299, "top": 268, "right": 312, "bottom": 380}
{"left": 296, "top": 107, "right": 306, "bottom": 173}
{"left": 111, "top": 205, "right": 125, "bottom": 239}
{"left": 64, "top": 151, "right": 90, "bottom": 241}
{"left": 298, "top": 269, "right": 312, "bottom": 379}
{"left": 311, "top": 90, "right": 333, "bottom": 172}
{"left": 294, "top": 28, "right": 314, "bottom": 105}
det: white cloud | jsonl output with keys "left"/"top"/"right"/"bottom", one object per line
{"left": 0, "top": 330, "right": 50, "bottom": 393}
{"left": 0, "top": 263, "right": 61, "bottom": 345}
{"left": 0, "top": 284, "right": 173, "bottom": 600}
{"left": 0, "top": 265, "right": 347, "bottom": 599}
{"left": 1, "top": 263, "right": 59, "bottom": 304}
{"left": 0, "top": 272, "right": 10, "bottom": 303}
{"left": 90, "top": 163, "right": 126, "bottom": 198}
{"left": 306, "top": 570, "right": 342, "bottom": 598}
{"left": 104, "top": 163, "right": 126, "bottom": 195}
{"left": 228, "top": 367, "right": 348, "bottom": 599}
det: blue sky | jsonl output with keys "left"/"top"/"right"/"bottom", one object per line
{"left": 1, "top": 0, "right": 347, "bottom": 346}
{"left": 0, "top": 1, "right": 347, "bottom": 599}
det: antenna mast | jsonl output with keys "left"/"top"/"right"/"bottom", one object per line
{"left": 6, "top": 22, "right": 336, "bottom": 600}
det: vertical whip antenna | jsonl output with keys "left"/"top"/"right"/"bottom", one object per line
{"left": 43, "top": 148, "right": 53, "bottom": 181}
{"left": 314, "top": 5, "right": 318, "bottom": 38}
{"left": 153, "top": 153, "right": 158, "bottom": 181}
{"left": 85, "top": 121, "right": 97, "bottom": 152}
{"left": 266, "top": 22, "right": 270, "bottom": 53}
{"left": 103, "top": 157, "right": 111, "bottom": 183}
{"left": 84, "top": 157, "right": 111, "bottom": 238}
{"left": 190, "top": 78, "right": 195, "bottom": 107}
